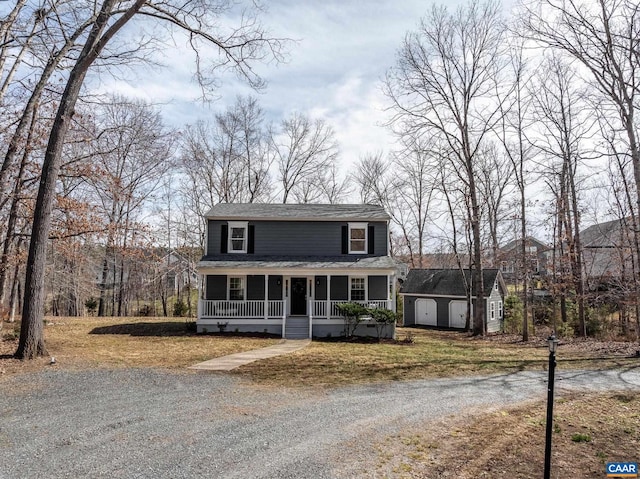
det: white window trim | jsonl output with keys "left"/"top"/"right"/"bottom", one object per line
{"left": 498, "top": 300, "right": 503, "bottom": 319}
{"left": 349, "top": 276, "right": 367, "bottom": 302}
{"left": 490, "top": 301, "right": 496, "bottom": 320}
{"left": 348, "top": 222, "right": 368, "bottom": 254}
{"left": 228, "top": 275, "right": 246, "bottom": 301}
{"left": 228, "top": 221, "right": 248, "bottom": 254}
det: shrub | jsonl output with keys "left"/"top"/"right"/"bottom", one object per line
{"left": 173, "top": 299, "right": 187, "bottom": 317}
{"left": 571, "top": 433, "right": 592, "bottom": 443}
{"left": 84, "top": 297, "right": 98, "bottom": 316}
{"left": 369, "top": 307, "right": 396, "bottom": 341}
{"left": 503, "top": 295, "right": 523, "bottom": 333}
{"left": 138, "top": 304, "right": 152, "bottom": 317}
{"left": 335, "top": 302, "right": 368, "bottom": 337}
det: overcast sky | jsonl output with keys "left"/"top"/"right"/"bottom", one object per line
{"left": 97, "top": 0, "right": 515, "bottom": 168}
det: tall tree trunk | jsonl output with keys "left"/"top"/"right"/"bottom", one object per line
{"left": 469, "top": 174, "right": 485, "bottom": 336}
{"left": 16, "top": 0, "right": 143, "bottom": 359}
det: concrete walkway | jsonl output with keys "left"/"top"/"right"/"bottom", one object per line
{"left": 188, "top": 339, "right": 311, "bottom": 371}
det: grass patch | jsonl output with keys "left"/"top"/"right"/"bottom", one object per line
{"left": 1, "top": 323, "right": 637, "bottom": 386}
{"left": 378, "top": 392, "right": 640, "bottom": 478}
{"left": 234, "top": 328, "right": 639, "bottom": 387}
{"left": 0, "top": 316, "right": 279, "bottom": 376}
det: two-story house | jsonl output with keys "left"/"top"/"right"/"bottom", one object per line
{"left": 196, "top": 204, "right": 398, "bottom": 338}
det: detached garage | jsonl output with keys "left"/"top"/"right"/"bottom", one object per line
{"left": 400, "top": 268, "right": 505, "bottom": 332}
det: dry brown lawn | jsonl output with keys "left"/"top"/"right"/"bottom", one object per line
{"left": 2, "top": 319, "right": 639, "bottom": 477}
{"left": 233, "top": 327, "right": 640, "bottom": 387}
{"left": 376, "top": 392, "right": 640, "bottom": 478}
{"left": 0, "top": 316, "right": 280, "bottom": 377}
{"left": 2, "top": 320, "right": 638, "bottom": 386}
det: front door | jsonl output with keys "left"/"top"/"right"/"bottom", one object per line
{"left": 290, "top": 277, "right": 307, "bottom": 315}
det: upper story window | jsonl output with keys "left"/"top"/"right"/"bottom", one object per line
{"left": 228, "top": 221, "right": 248, "bottom": 253}
{"left": 349, "top": 223, "right": 367, "bottom": 254}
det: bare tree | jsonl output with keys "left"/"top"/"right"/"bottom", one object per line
{"left": 531, "top": 55, "right": 594, "bottom": 336}
{"left": 496, "top": 40, "right": 535, "bottom": 340}
{"left": 390, "top": 140, "right": 437, "bottom": 267}
{"left": 521, "top": 0, "right": 640, "bottom": 334}
{"left": 270, "top": 113, "right": 340, "bottom": 204}
{"left": 385, "top": 0, "right": 507, "bottom": 335}
{"left": 81, "top": 96, "right": 175, "bottom": 317}
{"left": 16, "top": 0, "right": 285, "bottom": 359}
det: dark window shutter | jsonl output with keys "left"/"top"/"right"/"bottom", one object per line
{"left": 248, "top": 225, "right": 255, "bottom": 254}
{"left": 368, "top": 225, "right": 375, "bottom": 254}
{"left": 342, "top": 225, "right": 348, "bottom": 254}
{"left": 220, "top": 225, "right": 228, "bottom": 253}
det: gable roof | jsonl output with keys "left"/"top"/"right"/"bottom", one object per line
{"left": 580, "top": 218, "right": 629, "bottom": 248}
{"left": 400, "top": 268, "right": 501, "bottom": 297}
{"left": 500, "top": 237, "right": 551, "bottom": 253}
{"left": 204, "top": 203, "right": 390, "bottom": 221}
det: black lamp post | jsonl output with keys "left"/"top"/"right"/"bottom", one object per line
{"left": 544, "top": 333, "right": 559, "bottom": 479}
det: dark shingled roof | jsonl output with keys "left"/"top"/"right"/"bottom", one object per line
{"left": 580, "top": 218, "right": 628, "bottom": 248}
{"left": 204, "top": 203, "right": 390, "bottom": 221}
{"left": 400, "top": 269, "right": 500, "bottom": 297}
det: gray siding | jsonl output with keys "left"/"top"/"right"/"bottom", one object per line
{"left": 404, "top": 290, "right": 504, "bottom": 331}
{"left": 402, "top": 296, "right": 416, "bottom": 326}
{"left": 197, "top": 321, "right": 395, "bottom": 338}
{"left": 403, "top": 296, "right": 452, "bottom": 327}
{"left": 312, "top": 322, "right": 395, "bottom": 339}
{"left": 206, "top": 275, "right": 226, "bottom": 300}
{"left": 368, "top": 276, "right": 387, "bottom": 300}
{"left": 206, "top": 220, "right": 388, "bottom": 256}
{"left": 486, "top": 279, "right": 503, "bottom": 333}
{"left": 436, "top": 298, "right": 451, "bottom": 328}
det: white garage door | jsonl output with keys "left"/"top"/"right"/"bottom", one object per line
{"left": 449, "top": 300, "right": 470, "bottom": 329}
{"left": 415, "top": 298, "right": 437, "bottom": 326}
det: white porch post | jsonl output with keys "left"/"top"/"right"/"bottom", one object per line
{"left": 308, "top": 278, "right": 313, "bottom": 339}
{"left": 391, "top": 274, "right": 396, "bottom": 311}
{"left": 282, "top": 299, "right": 286, "bottom": 339}
{"left": 326, "top": 275, "right": 331, "bottom": 319}
{"left": 264, "top": 274, "right": 269, "bottom": 320}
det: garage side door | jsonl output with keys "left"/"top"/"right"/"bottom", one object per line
{"left": 449, "top": 300, "right": 469, "bottom": 329}
{"left": 415, "top": 298, "right": 437, "bottom": 326}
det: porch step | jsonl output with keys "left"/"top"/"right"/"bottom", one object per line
{"left": 285, "top": 317, "right": 309, "bottom": 339}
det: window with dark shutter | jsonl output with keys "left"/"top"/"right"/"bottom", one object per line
{"left": 368, "top": 225, "right": 375, "bottom": 254}
{"left": 247, "top": 225, "right": 255, "bottom": 254}
{"left": 220, "top": 225, "right": 228, "bottom": 253}
{"left": 342, "top": 225, "right": 348, "bottom": 254}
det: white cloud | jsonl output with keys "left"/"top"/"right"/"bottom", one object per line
{"left": 92, "top": 0, "right": 494, "bottom": 170}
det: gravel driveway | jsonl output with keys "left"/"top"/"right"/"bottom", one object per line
{"left": 1, "top": 367, "right": 639, "bottom": 479}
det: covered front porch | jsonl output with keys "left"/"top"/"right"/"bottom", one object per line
{"left": 196, "top": 271, "right": 396, "bottom": 338}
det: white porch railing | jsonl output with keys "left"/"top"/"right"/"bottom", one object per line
{"left": 200, "top": 299, "right": 391, "bottom": 319}
{"left": 312, "top": 300, "right": 392, "bottom": 318}
{"left": 199, "top": 300, "right": 284, "bottom": 318}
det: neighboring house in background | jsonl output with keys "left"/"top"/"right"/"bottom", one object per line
{"left": 400, "top": 268, "right": 506, "bottom": 333}
{"left": 496, "top": 237, "right": 551, "bottom": 283}
{"left": 158, "top": 251, "right": 199, "bottom": 294}
{"left": 400, "top": 252, "right": 471, "bottom": 270}
{"left": 197, "top": 203, "right": 399, "bottom": 339}
{"left": 580, "top": 218, "right": 634, "bottom": 287}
